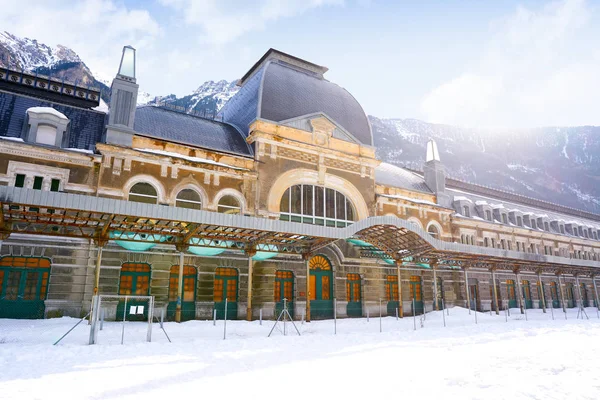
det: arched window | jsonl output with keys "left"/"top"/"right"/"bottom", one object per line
{"left": 217, "top": 195, "right": 241, "bottom": 214}
{"left": 175, "top": 188, "right": 202, "bottom": 210}
{"left": 427, "top": 224, "right": 439, "bottom": 239}
{"left": 129, "top": 182, "right": 158, "bottom": 204}
{"left": 279, "top": 184, "right": 356, "bottom": 227}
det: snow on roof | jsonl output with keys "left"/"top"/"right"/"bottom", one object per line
{"left": 490, "top": 203, "right": 505, "bottom": 209}
{"left": 134, "top": 148, "right": 247, "bottom": 170}
{"left": 26, "top": 106, "right": 68, "bottom": 119}
{"left": 453, "top": 196, "right": 473, "bottom": 203}
{"left": 475, "top": 200, "right": 489, "bottom": 206}
{"left": 380, "top": 194, "right": 439, "bottom": 207}
{"left": 0, "top": 136, "right": 24, "bottom": 142}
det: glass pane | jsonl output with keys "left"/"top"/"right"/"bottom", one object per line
{"left": 23, "top": 272, "right": 39, "bottom": 300}
{"left": 15, "top": 174, "right": 25, "bottom": 188}
{"left": 346, "top": 198, "right": 354, "bottom": 221}
{"left": 291, "top": 185, "right": 301, "bottom": 214}
{"left": 280, "top": 188, "right": 290, "bottom": 213}
{"left": 50, "top": 179, "right": 60, "bottom": 192}
{"left": 183, "top": 277, "right": 195, "bottom": 302}
{"left": 326, "top": 188, "right": 335, "bottom": 218}
{"left": 336, "top": 191, "right": 345, "bottom": 220}
{"left": 33, "top": 176, "right": 43, "bottom": 190}
{"left": 176, "top": 189, "right": 202, "bottom": 210}
{"left": 218, "top": 196, "right": 240, "bottom": 214}
{"left": 309, "top": 275, "right": 316, "bottom": 300}
{"left": 274, "top": 281, "right": 281, "bottom": 302}
{"left": 303, "top": 185, "right": 313, "bottom": 216}
{"left": 6, "top": 271, "right": 22, "bottom": 300}
{"left": 322, "top": 276, "right": 330, "bottom": 300}
{"left": 119, "top": 46, "right": 136, "bottom": 78}
{"left": 315, "top": 187, "right": 324, "bottom": 217}
{"left": 129, "top": 183, "right": 158, "bottom": 204}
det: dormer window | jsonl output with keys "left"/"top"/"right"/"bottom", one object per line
{"left": 485, "top": 210, "right": 492, "bottom": 221}
{"left": 463, "top": 206, "right": 470, "bottom": 217}
{"left": 502, "top": 214, "right": 508, "bottom": 224}
{"left": 517, "top": 216, "right": 523, "bottom": 226}
{"left": 531, "top": 219, "right": 536, "bottom": 229}
{"left": 25, "top": 107, "right": 69, "bottom": 147}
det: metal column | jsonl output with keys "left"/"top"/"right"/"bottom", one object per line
{"left": 537, "top": 271, "right": 546, "bottom": 313}
{"left": 396, "top": 260, "right": 403, "bottom": 317}
{"left": 464, "top": 268, "right": 471, "bottom": 314}
{"left": 246, "top": 250, "right": 255, "bottom": 321}
{"left": 593, "top": 276, "right": 600, "bottom": 312}
{"left": 575, "top": 274, "right": 583, "bottom": 310}
{"left": 432, "top": 261, "right": 439, "bottom": 311}
{"left": 558, "top": 274, "right": 567, "bottom": 313}
{"left": 305, "top": 254, "right": 311, "bottom": 322}
{"left": 175, "top": 251, "right": 184, "bottom": 323}
{"left": 491, "top": 268, "right": 499, "bottom": 315}
{"left": 515, "top": 270, "right": 525, "bottom": 314}
{"left": 93, "top": 245, "right": 104, "bottom": 296}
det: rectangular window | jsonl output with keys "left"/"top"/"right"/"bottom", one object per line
{"left": 33, "top": 176, "right": 43, "bottom": 190}
{"left": 14, "top": 174, "right": 25, "bottom": 188}
{"left": 50, "top": 179, "right": 60, "bottom": 192}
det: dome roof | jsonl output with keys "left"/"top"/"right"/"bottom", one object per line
{"left": 219, "top": 49, "right": 373, "bottom": 147}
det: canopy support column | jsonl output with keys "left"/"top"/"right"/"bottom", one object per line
{"left": 537, "top": 270, "right": 546, "bottom": 313}
{"left": 432, "top": 260, "right": 439, "bottom": 311}
{"left": 91, "top": 239, "right": 106, "bottom": 325}
{"left": 491, "top": 267, "right": 499, "bottom": 315}
{"left": 515, "top": 268, "right": 524, "bottom": 314}
{"left": 246, "top": 248, "right": 256, "bottom": 321}
{"left": 575, "top": 274, "right": 583, "bottom": 310}
{"left": 304, "top": 253, "right": 311, "bottom": 322}
{"left": 396, "top": 260, "right": 403, "bottom": 317}
{"left": 558, "top": 273, "right": 567, "bottom": 313}
{"left": 593, "top": 275, "right": 600, "bottom": 312}
{"left": 464, "top": 267, "right": 471, "bottom": 314}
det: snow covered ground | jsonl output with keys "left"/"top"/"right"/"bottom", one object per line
{"left": 1, "top": 307, "right": 599, "bottom": 400}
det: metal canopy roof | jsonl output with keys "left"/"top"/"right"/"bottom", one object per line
{"left": 0, "top": 187, "right": 598, "bottom": 276}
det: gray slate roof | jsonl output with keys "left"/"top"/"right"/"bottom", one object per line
{"left": 134, "top": 106, "right": 253, "bottom": 156}
{"left": 375, "top": 162, "right": 432, "bottom": 193}
{"left": 220, "top": 60, "right": 373, "bottom": 146}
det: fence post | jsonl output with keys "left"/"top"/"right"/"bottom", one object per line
{"left": 100, "top": 307, "right": 105, "bottom": 331}
{"left": 223, "top": 298, "right": 228, "bottom": 340}
{"left": 213, "top": 309, "right": 217, "bottom": 326}
{"left": 334, "top": 298, "right": 337, "bottom": 335}
{"left": 379, "top": 298, "right": 382, "bottom": 333}
{"left": 441, "top": 299, "right": 446, "bottom": 327}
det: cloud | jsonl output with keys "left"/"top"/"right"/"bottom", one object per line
{"left": 420, "top": 0, "right": 600, "bottom": 128}
{"left": 159, "top": 0, "right": 344, "bottom": 45}
{"left": 0, "top": 0, "right": 161, "bottom": 80}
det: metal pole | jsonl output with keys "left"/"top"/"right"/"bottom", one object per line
{"left": 246, "top": 252, "right": 254, "bottom": 321}
{"left": 147, "top": 296, "right": 154, "bottom": 343}
{"left": 515, "top": 271, "right": 524, "bottom": 315}
{"left": 223, "top": 297, "right": 228, "bottom": 340}
{"left": 367, "top": 308, "right": 369, "bottom": 322}
{"left": 432, "top": 263, "right": 439, "bottom": 311}
{"left": 100, "top": 307, "right": 105, "bottom": 331}
{"left": 491, "top": 269, "right": 499, "bottom": 315}
{"left": 550, "top": 304, "right": 554, "bottom": 320}
{"left": 558, "top": 274, "right": 567, "bottom": 314}
{"left": 334, "top": 298, "right": 337, "bottom": 335}
{"left": 260, "top": 308, "right": 263, "bottom": 326}
{"left": 54, "top": 311, "right": 91, "bottom": 345}
{"left": 213, "top": 309, "right": 217, "bottom": 326}
{"left": 379, "top": 298, "right": 382, "bottom": 333}
{"left": 575, "top": 275, "right": 589, "bottom": 320}
{"left": 395, "top": 307, "right": 398, "bottom": 320}
{"left": 538, "top": 272, "right": 547, "bottom": 313}
{"left": 396, "top": 260, "right": 403, "bottom": 317}
{"left": 176, "top": 251, "right": 184, "bottom": 323}
{"left": 474, "top": 301, "right": 477, "bottom": 324}
{"left": 121, "top": 296, "right": 128, "bottom": 345}
{"left": 413, "top": 298, "right": 416, "bottom": 330}
{"left": 160, "top": 307, "right": 164, "bottom": 329}
{"left": 593, "top": 277, "right": 600, "bottom": 313}
{"left": 91, "top": 245, "right": 103, "bottom": 324}
{"left": 505, "top": 305, "right": 508, "bottom": 322}
{"left": 305, "top": 255, "right": 311, "bottom": 322}
{"left": 464, "top": 268, "right": 471, "bottom": 314}
{"left": 283, "top": 298, "right": 287, "bottom": 336}
{"left": 441, "top": 299, "right": 446, "bottom": 327}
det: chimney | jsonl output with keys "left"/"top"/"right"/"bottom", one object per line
{"left": 105, "top": 46, "right": 138, "bottom": 146}
{"left": 424, "top": 139, "right": 451, "bottom": 207}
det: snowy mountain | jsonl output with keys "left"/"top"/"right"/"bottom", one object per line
{"left": 2, "top": 31, "right": 599, "bottom": 213}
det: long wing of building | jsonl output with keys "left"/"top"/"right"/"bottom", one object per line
{"left": 0, "top": 47, "right": 598, "bottom": 321}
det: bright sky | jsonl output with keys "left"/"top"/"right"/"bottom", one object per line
{"left": 2, "top": 0, "right": 599, "bottom": 128}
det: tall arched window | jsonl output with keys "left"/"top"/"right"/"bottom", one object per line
{"left": 427, "top": 224, "right": 439, "bottom": 239}
{"left": 129, "top": 182, "right": 158, "bottom": 204}
{"left": 175, "top": 189, "right": 202, "bottom": 210}
{"left": 217, "top": 195, "right": 241, "bottom": 214}
{"left": 279, "top": 184, "right": 356, "bottom": 227}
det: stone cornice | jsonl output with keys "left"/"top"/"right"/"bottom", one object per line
{"left": 0, "top": 140, "right": 99, "bottom": 167}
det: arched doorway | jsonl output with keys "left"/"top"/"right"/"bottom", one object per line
{"left": 385, "top": 275, "right": 399, "bottom": 316}
{"left": 0, "top": 256, "right": 50, "bottom": 319}
{"left": 522, "top": 280, "right": 532, "bottom": 309}
{"left": 117, "top": 263, "right": 151, "bottom": 321}
{"left": 309, "top": 255, "right": 333, "bottom": 319}
{"left": 214, "top": 267, "right": 238, "bottom": 319}
{"left": 346, "top": 273, "right": 362, "bottom": 317}
{"left": 410, "top": 276, "right": 424, "bottom": 315}
{"left": 507, "top": 280, "right": 517, "bottom": 308}
{"left": 167, "top": 265, "right": 197, "bottom": 321}
{"left": 275, "top": 270, "right": 294, "bottom": 318}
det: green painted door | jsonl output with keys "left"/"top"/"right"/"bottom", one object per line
{"left": 580, "top": 283, "right": 589, "bottom": 307}
{"left": 507, "top": 280, "right": 517, "bottom": 308}
{"left": 410, "top": 276, "right": 424, "bottom": 315}
{"left": 309, "top": 256, "right": 334, "bottom": 319}
{"left": 385, "top": 275, "right": 399, "bottom": 315}
{"left": 275, "top": 270, "right": 294, "bottom": 318}
{"left": 346, "top": 273, "right": 362, "bottom": 317}
{"left": 522, "top": 281, "right": 533, "bottom": 309}
{"left": 167, "top": 266, "right": 197, "bottom": 321}
{"left": 214, "top": 267, "right": 238, "bottom": 320}
{"left": 0, "top": 257, "right": 50, "bottom": 319}
{"left": 468, "top": 280, "right": 478, "bottom": 311}
{"left": 117, "top": 263, "right": 151, "bottom": 321}
{"left": 550, "top": 282, "right": 560, "bottom": 308}
{"left": 566, "top": 283, "right": 575, "bottom": 308}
